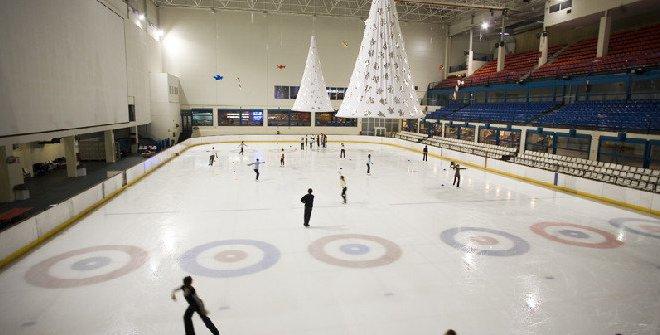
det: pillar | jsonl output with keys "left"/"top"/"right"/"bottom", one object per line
{"left": 496, "top": 19, "right": 506, "bottom": 72}
{"left": 63, "top": 136, "right": 78, "bottom": 177}
{"left": 443, "top": 28, "right": 451, "bottom": 80}
{"left": 538, "top": 29, "right": 549, "bottom": 66}
{"left": 104, "top": 130, "right": 116, "bottom": 163}
{"left": 519, "top": 128, "right": 527, "bottom": 153}
{"left": 311, "top": 112, "right": 316, "bottom": 128}
{"left": 588, "top": 133, "right": 601, "bottom": 161}
{"left": 466, "top": 28, "right": 475, "bottom": 75}
{"left": 474, "top": 125, "right": 479, "bottom": 143}
{"left": 441, "top": 122, "right": 446, "bottom": 137}
{"left": 19, "top": 143, "right": 34, "bottom": 177}
{"left": 213, "top": 108, "right": 219, "bottom": 127}
{"left": 264, "top": 109, "right": 269, "bottom": 127}
{"left": 596, "top": 12, "right": 612, "bottom": 58}
{"left": 131, "top": 126, "right": 139, "bottom": 154}
{"left": 0, "top": 145, "right": 12, "bottom": 202}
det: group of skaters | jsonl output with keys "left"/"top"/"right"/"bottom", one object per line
{"left": 300, "top": 133, "right": 328, "bottom": 150}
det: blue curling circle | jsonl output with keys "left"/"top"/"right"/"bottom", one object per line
{"left": 440, "top": 227, "right": 530, "bottom": 257}
{"left": 180, "top": 240, "right": 280, "bottom": 278}
{"left": 558, "top": 229, "right": 589, "bottom": 239}
{"left": 340, "top": 243, "right": 370, "bottom": 255}
{"left": 70, "top": 256, "right": 112, "bottom": 271}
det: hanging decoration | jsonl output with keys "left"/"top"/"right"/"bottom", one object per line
{"left": 341, "top": 40, "right": 349, "bottom": 48}
{"left": 336, "top": 0, "right": 422, "bottom": 119}
{"left": 213, "top": 74, "right": 224, "bottom": 81}
{"left": 276, "top": 64, "right": 287, "bottom": 70}
{"left": 236, "top": 76, "right": 242, "bottom": 90}
{"left": 292, "top": 36, "right": 333, "bottom": 112}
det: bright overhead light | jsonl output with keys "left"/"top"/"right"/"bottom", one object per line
{"left": 138, "top": 13, "right": 145, "bottom": 21}
{"left": 481, "top": 21, "right": 489, "bottom": 30}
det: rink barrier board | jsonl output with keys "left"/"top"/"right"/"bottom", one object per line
{"left": 1, "top": 135, "right": 658, "bottom": 272}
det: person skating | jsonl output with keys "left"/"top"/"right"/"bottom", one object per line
{"left": 300, "top": 137, "right": 304, "bottom": 150}
{"left": 280, "top": 148, "right": 285, "bottom": 167}
{"left": 300, "top": 188, "right": 314, "bottom": 227}
{"left": 340, "top": 143, "right": 346, "bottom": 158}
{"left": 305, "top": 136, "right": 308, "bottom": 148}
{"left": 247, "top": 158, "right": 265, "bottom": 181}
{"left": 208, "top": 154, "right": 215, "bottom": 166}
{"left": 339, "top": 175, "right": 347, "bottom": 204}
{"left": 366, "top": 154, "right": 372, "bottom": 175}
{"left": 310, "top": 136, "right": 314, "bottom": 149}
{"left": 422, "top": 145, "right": 428, "bottom": 161}
{"left": 171, "top": 276, "right": 220, "bottom": 335}
{"left": 238, "top": 141, "right": 247, "bottom": 155}
{"left": 316, "top": 135, "right": 320, "bottom": 147}
{"left": 451, "top": 162, "right": 466, "bottom": 187}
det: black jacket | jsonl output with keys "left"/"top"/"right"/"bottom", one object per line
{"left": 301, "top": 194, "right": 314, "bottom": 207}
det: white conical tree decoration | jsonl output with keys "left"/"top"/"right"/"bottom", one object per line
{"left": 292, "top": 36, "right": 334, "bottom": 112}
{"left": 337, "top": 0, "right": 422, "bottom": 119}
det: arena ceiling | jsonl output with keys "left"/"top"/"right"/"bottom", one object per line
{"left": 153, "top": 0, "right": 547, "bottom": 25}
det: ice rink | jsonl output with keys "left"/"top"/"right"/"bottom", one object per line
{"left": 1, "top": 142, "right": 659, "bottom": 335}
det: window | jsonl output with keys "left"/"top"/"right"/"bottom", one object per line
{"left": 460, "top": 126, "right": 475, "bottom": 141}
{"left": 217, "top": 110, "right": 264, "bottom": 126}
{"left": 499, "top": 130, "right": 521, "bottom": 149}
{"left": 479, "top": 128, "right": 498, "bottom": 145}
{"left": 649, "top": 141, "right": 660, "bottom": 170}
{"left": 555, "top": 134, "right": 591, "bottom": 159}
{"left": 290, "top": 86, "right": 300, "bottom": 99}
{"left": 191, "top": 109, "right": 213, "bottom": 126}
{"left": 444, "top": 124, "right": 460, "bottom": 139}
{"left": 274, "top": 86, "right": 347, "bottom": 100}
{"left": 598, "top": 138, "right": 646, "bottom": 168}
{"left": 267, "top": 110, "right": 290, "bottom": 126}
{"left": 128, "top": 104, "right": 136, "bottom": 122}
{"left": 290, "top": 111, "right": 311, "bottom": 126}
{"left": 315, "top": 112, "right": 357, "bottom": 127}
{"left": 549, "top": 3, "right": 560, "bottom": 13}
{"left": 560, "top": 0, "right": 572, "bottom": 10}
{"left": 325, "top": 87, "right": 347, "bottom": 100}
{"left": 525, "top": 131, "right": 553, "bottom": 153}
{"left": 402, "top": 119, "right": 419, "bottom": 132}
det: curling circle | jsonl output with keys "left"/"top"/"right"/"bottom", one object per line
{"left": 440, "top": 227, "right": 530, "bottom": 256}
{"left": 25, "top": 245, "right": 148, "bottom": 289}
{"left": 308, "top": 234, "right": 402, "bottom": 268}
{"left": 609, "top": 217, "right": 660, "bottom": 239}
{"left": 180, "top": 240, "right": 280, "bottom": 278}
{"left": 531, "top": 222, "right": 623, "bottom": 248}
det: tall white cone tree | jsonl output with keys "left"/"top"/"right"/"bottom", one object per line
{"left": 292, "top": 36, "right": 334, "bottom": 112}
{"left": 336, "top": 0, "right": 422, "bottom": 119}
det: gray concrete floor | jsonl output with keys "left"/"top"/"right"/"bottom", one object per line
{"left": 0, "top": 155, "right": 146, "bottom": 231}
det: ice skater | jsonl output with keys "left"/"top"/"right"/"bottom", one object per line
{"left": 280, "top": 148, "right": 285, "bottom": 167}
{"left": 212, "top": 146, "right": 218, "bottom": 158}
{"left": 451, "top": 162, "right": 466, "bottom": 187}
{"left": 300, "top": 188, "right": 314, "bottom": 227}
{"left": 339, "top": 175, "right": 347, "bottom": 204}
{"left": 247, "top": 158, "right": 265, "bottom": 181}
{"left": 316, "top": 135, "right": 320, "bottom": 147}
{"left": 208, "top": 154, "right": 215, "bottom": 166}
{"left": 366, "top": 154, "right": 372, "bottom": 175}
{"left": 310, "top": 136, "right": 314, "bottom": 149}
{"left": 238, "top": 141, "right": 247, "bottom": 155}
{"left": 305, "top": 136, "right": 308, "bottom": 148}
{"left": 340, "top": 143, "right": 346, "bottom": 158}
{"left": 422, "top": 145, "right": 428, "bottom": 161}
{"left": 171, "top": 276, "right": 220, "bottom": 335}
{"left": 300, "top": 137, "right": 304, "bottom": 150}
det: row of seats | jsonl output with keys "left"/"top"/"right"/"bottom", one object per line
{"left": 465, "top": 47, "right": 564, "bottom": 87}
{"left": 396, "top": 131, "right": 428, "bottom": 142}
{"left": 425, "top": 101, "right": 467, "bottom": 120}
{"left": 535, "top": 100, "right": 660, "bottom": 132}
{"left": 422, "top": 136, "right": 517, "bottom": 160}
{"left": 445, "top": 102, "right": 556, "bottom": 124}
{"left": 511, "top": 151, "right": 659, "bottom": 192}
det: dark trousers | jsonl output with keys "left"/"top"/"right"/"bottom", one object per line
{"left": 209, "top": 157, "right": 214, "bottom": 166}
{"left": 340, "top": 149, "right": 346, "bottom": 158}
{"left": 422, "top": 152, "right": 427, "bottom": 161}
{"left": 301, "top": 143, "right": 304, "bottom": 150}
{"left": 184, "top": 306, "right": 219, "bottom": 335}
{"left": 366, "top": 163, "right": 371, "bottom": 174}
{"left": 341, "top": 187, "right": 347, "bottom": 203}
{"left": 453, "top": 176, "right": 460, "bottom": 187}
{"left": 240, "top": 148, "right": 244, "bottom": 155}
{"left": 280, "top": 158, "right": 284, "bottom": 166}
{"left": 254, "top": 169, "right": 259, "bottom": 180}
{"left": 304, "top": 206, "right": 312, "bottom": 226}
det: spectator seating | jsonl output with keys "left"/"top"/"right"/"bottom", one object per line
{"left": 535, "top": 100, "right": 660, "bottom": 132}
{"left": 396, "top": 131, "right": 428, "bottom": 142}
{"left": 531, "top": 24, "right": 660, "bottom": 79}
{"left": 465, "top": 47, "right": 562, "bottom": 86}
{"left": 425, "top": 101, "right": 467, "bottom": 120}
{"left": 445, "top": 102, "right": 557, "bottom": 124}
{"left": 422, "top": 136, "right": 517, "bottom": 160}
{"left": 511, "top": 150, "right": 659, "bottom": 192}
{"left": 428, "top": 76, "right": 463, "bottom": 90}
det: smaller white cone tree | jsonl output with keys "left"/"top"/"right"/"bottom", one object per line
{"left": 336, "top": 0, "right": 423, "bottom": 119}
{"left": 292, "top": 36, "right": 334, "bottom": 112}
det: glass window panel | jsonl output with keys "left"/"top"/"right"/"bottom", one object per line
{"left": 191, "top": 108, "right": 213, "bottom": 126}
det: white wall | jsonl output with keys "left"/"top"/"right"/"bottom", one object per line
{"left": 150, "top": 74, "right": 181, "bottom": 140}
{"left": 159, "top": 8, "right": 445, "bottom": 109}
{"left": 0, "top": 0, "right": 129, "bottom": 137}
{"left": 544, "top": 0, "right": 644, "bottom": 27}
{"left": 125, "top": 10, "right": 152, "bottom": 125}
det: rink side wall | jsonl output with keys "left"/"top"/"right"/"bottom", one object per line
{"left": 1, "top": 135, "right": 658, "bottom": 270}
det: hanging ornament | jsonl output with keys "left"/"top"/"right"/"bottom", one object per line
{"left": 336, "top": 0, "right": 422, "bottom": 119}
{"left": 213, "top": 74, "right": 224, "bottom": 80}
{"left": 341, "top": 40, "right": 349, "bottom": 48}
{"left": 236, "top": 76, "right": 242, "bottom": 90}
{"left": 292, "top": 36, "right": 333, "bottom": 112}
{"left": 276, "top": 64, "right": 287, "bottom": 70}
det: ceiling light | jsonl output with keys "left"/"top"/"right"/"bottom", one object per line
{"left": 138, "top": 13, "right": 145, "bottom": 21}
{"left": 481, "top": 21, "right": 489, "bottom": 30}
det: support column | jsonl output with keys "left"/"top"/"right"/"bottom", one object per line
{"left": 466, "top": 28, "right": 475, "bottom": 76}
{"left": 589, "top": 133, "right": 601, "bottom": 161}
{"left": 596, "top": 11, "right": 612, "bottom": 58}
{"left": 538, "top": 29, "right": 549, "bottom": 66}
{"left": 63, "top": 136, "right": 78, "bottom": 178}
{"left": 131, "top": 126, "right": 139, "bottom": 154}
{"left": 474, "top": 125, "right": 479, "bottom": 143}
{"left": 519, "top": 128, "right": 527, "bottom": 153}
{"left": 19, "top": 143, "right": 34, "bottom": 177}
{"left": 0, "top": 145, "right": 12, "bottom": 202}
{"left": 443, "top": 28, "right": 451, "bottom": 80}
{"left": 104, "top": 130, "right": 116, "bottom": 163}
{"left": 311, "top": 112, "right": 316, "bottom": 128}
{"left": 264, "top": 109, "right": 269, "bottom": 127}
{"left": 441, "top": 122, "right": 446, "bottom": 137}
{"left": 496, "top": 18, "right": 506, "bottom": 72}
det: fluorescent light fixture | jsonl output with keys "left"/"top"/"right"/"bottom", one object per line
{"left": 481, "top": 21, "right": 489, "bottom": 30}
{"left": 138, "top": 13, "right": 145, "bottom": 21}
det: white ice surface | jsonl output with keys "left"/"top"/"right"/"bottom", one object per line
{"left": 0, "top": 143, "right": 658, "bottom": 335}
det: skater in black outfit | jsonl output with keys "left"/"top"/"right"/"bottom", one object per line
{"left": 300, "top": 137, "right": 304, "bottom": 150}
{"left": 280, "top": 149, "right": 285, "bottom": 167}
{"left": 247, "top": 158, "right": 264, "bottom": 181}
{"left": 339, "top": 175, "right": 347, "bottom": 204}
{"left": 316, "top": 135, "right": 320, "bottom": 147}
{"left": 208, "top": 154, "right": 215, "bottom": 166}
{"left": 451, "top": 162, "right": 466, "bottom": 187}
{"left": 171, "top": 276, "right": 220, "bottom": 335}
{"left": 366, "top": 154, "right": 372, "bottom": 174}
{"left": 340, "top": 143, "right": 346, "bottom": 158}
{"left": 422, "top": 145, "right": 428, "bottom": 161}
{"left": 300, "top": 188, "right": 314, "bottom": 227}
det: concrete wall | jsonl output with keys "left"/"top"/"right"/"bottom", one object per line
{"left": 544, "top": 0, "right": 644, "bottom": 27}
{"left": 158, "top": 8, "right": 445, "bottom": 109}
{"left": 150, "top": 74, "right": 182, "bottom": 141}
